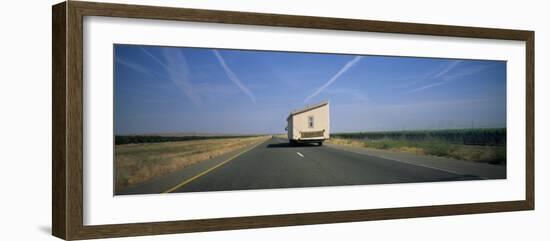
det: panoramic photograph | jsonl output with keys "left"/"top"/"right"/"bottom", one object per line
{"left": 113, "top": 44, "right": 507, "bottom": 195}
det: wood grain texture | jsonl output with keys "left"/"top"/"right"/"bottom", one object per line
{"left": 52, "top": 2, "right": 67, "bottom": 239}
{"left": 51, "top": 1, "right": 535, "bottom": 240}
{"left": 71, "top": 1, "right": 533, "bottom": 40}
{"left": 66, "top": 2, "right": 85, "bottom": 240}
{"left": 73, "top": 201, "right": 531, "bottom": 240}
{"left": 525, "top": 32, "right": 535, "bottom": 209}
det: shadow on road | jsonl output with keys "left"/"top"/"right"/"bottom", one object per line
{"left": 267, "top": 142, "right": 321, "bottom": 148}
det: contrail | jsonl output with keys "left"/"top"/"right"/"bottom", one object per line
{"left": 303, "top": 56, "right": 363, "bottom": 104}
{"left": 212, "top": 50, "right": 256, "bottom": 103}
{"left": 140, "top": 47, "right": 202, "bottom": 106}
{"left": 399, "top": 60, "right": 462, "bottom": 88}
{"left": 433, "top": 60, "right": 462, "bottom": 78}
{"left": 408, "top": 60, "right": 465, "bottom": 93}
{"left": 408, "top": 80, "right": 449, "bottom": 93}
{"left": 115, "top": 57, "right": 152, "bottom": 77}
{"left": 139, "top": 47, "right": 172, "bottom": 71}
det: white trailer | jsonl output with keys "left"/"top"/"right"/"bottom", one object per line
{"left": 286, "top": 101, "right": 330, "bottom": 146}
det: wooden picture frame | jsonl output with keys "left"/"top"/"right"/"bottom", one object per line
{"left": 52, "top": 1, "right": 534, "bottom": 240}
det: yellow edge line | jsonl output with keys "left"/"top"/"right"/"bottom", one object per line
{"left": 163, "top": 138, "right": 269, "bottom": 193}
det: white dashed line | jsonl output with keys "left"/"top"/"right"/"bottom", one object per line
{"left": 297, "top": 152, "right": 304, "bottom": 157}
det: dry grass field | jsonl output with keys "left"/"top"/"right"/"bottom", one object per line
{"left": 115, "top": 136, "right": 269, "bottom": 191}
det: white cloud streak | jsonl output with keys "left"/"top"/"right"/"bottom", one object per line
{"left": 115, "top": 57, "right": 153, "bottom": 77}
{"left": 139, "top": 47, "right": 171, "bottom": 70}
{"left": 408, "top": 60, "right": 463, "bottom": 93}
{"left": 434, "top": 60, "right": 463, "bottom": 78}
{"left": 303, "top": 56, "right": 363, "bottom": 104}
{"left": 408, "top": 80, "right": 449, "bottom": 93}
{"left": 212, "top": 50, "right": 256, "bottom": 103}
{"left": 140, "top": 47, "right": 202, "bottom": 106}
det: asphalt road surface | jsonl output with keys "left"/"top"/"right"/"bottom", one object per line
{"left": 170, "top": 137, "right": 487, "bottom": 193}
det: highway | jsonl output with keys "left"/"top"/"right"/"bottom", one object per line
{"left": 165, "top": 137, "right": 497, "bottom": 193}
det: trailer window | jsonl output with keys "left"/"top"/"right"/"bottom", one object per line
{"left": 308, "top": 116, "right": 314, "bottom": 128}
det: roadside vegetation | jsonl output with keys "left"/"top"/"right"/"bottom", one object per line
{"left": 328, "top": 128, "right": 506, "bottom": 164}
{"left": 115, "top": 135, "right": 269, "bottom": 191}
{"left": 115, "top": 135, "right": 258, "bottom": 145}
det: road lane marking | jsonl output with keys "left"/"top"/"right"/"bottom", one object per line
{"left": 163, "top": 138, "right": 269, "bottom": 193}
{"left": 297, "top": 152, "right": 304, "bottom": 157}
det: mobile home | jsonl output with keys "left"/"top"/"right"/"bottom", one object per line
{"left": 286, "top": 101, "right": 330, "bottom": 145}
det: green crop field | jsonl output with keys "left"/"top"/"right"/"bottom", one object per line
{"left": 331, "top": 128, "right": 506, "bottom": 146}
{"left": 329, "top": 128, "right": 506, "bottom": 164}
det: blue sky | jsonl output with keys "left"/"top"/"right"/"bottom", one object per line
{"left": 114, "top": 44, "right": 506, "bottom": 135}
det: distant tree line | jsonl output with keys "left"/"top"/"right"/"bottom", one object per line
{"left": 115, "top": 135, "right": 256, "bottom": 145}
{"left": 331, "top": 128, "right": 506, "bottom": 146}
